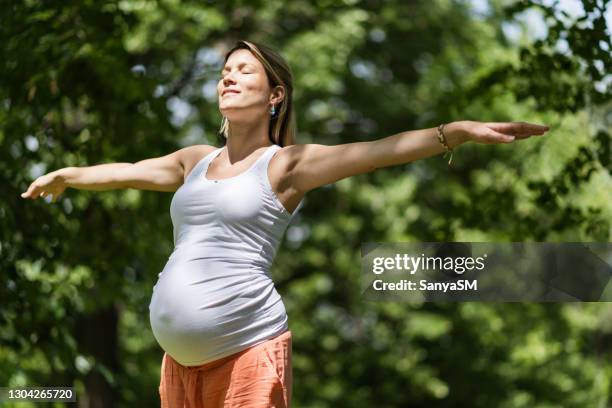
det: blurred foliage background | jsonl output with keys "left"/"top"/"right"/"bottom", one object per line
{"left": 2, "top": 0, "right": 611, "bottom": 407}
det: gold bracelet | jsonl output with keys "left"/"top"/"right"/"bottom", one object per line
{"left": 436, "top": 123, "right": 453, "bottom": 165}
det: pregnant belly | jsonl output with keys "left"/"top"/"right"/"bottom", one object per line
{"left": 148, "top": 256, "right": 287, "bottom": 366}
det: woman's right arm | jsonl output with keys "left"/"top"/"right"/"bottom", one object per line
{"left": 20, "top": 145, "right": 214, "bottom": 202}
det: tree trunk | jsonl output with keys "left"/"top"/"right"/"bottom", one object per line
{"left": 75, "top": 302, "right": 120, "bottom": 408}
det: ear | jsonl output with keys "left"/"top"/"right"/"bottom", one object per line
{"left": 270, "top": 85, "right": 285, "bottom": 105}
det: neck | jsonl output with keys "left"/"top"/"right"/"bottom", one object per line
{"left": 225, "top": 119, "right": 273, "bottom": 162}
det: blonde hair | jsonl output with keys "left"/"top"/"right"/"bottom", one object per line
{"left": 218, "top": 40, "right": 297, "bottom": 147}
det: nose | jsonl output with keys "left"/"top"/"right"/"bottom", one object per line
{"left": 222, "top": 73, "right": 236, "bottom": 86}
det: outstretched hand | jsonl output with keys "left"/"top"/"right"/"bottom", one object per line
{"left": 464, "top": 121, "right": 550, "bottom": 144}
{"left": 20, "top": 171, "right": 66, "bottom": 203}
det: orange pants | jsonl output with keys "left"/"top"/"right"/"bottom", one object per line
{"left": 159, "top": 330, "right": 292, "bottom": 407}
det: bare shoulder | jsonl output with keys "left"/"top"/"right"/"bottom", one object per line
{"left": 269, "top": 143, "right": 315, "bottom": 191}
{"left": 270, "top": 144, "right": 304, "bottom": 171}
{"left": 268, "top": 144, "right": 303, "bottom": 181}
{"left": 179, "top": 144, "right": 218, "bottom": 180}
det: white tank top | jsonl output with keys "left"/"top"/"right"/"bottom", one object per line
{"left": 148, "top": 144, "right": 303, "bottom": 366}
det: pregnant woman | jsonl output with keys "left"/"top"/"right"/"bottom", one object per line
{"left": 20, "top": 40, "right": 550, "bottom": 407}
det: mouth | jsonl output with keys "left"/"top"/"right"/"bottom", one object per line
{"left": 222, "top": 90, "right": 241, "bottom": 96}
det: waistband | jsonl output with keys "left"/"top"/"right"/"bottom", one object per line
{"left": 172, "top": 329, "right": 292, "bottom": 373}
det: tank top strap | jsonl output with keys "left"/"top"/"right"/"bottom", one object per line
{"left": 186, "top": 146, "right": 223, "bottom": 183}
{"left": 252, "top": 144, "right": 282, "bottom": 176}
{"left": 252, "top": 144, "right": 305, "bottom": 219}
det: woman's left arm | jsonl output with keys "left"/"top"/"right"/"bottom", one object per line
{"left": 287, "top": 120, "right": 550, "bottom": 193}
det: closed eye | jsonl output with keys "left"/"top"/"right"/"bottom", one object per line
{"left": 219, "top": 71, "right": 252, "bottom": 80}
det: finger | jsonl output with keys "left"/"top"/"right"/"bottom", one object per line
{"left": 487, "top": 129, "right": 515, "bottom": 143}
{"left": 21, "top": 185, "right": 33, "bottom": 198}
{"left": 487, "top": 122, "right": 549, "bottom": 136}
{"left": 517, "top": 122, "right": 549, "bottom": 135}
{"left": 31, "top": 184, "right": 44, "bottom": 199}
{"left": 497, "top": 122, "right": 531, "bottom": 136}
{"left": 23, "top": 184, "right": 39, "bottom": 199}
{"left": 36, "top": 189, "right": 46, "bottom": 199}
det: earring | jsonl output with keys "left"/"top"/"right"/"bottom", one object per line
{"left": 270, "top": 105, "right": 276, "bottom": 117}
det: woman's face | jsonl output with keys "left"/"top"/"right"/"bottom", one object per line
{"left": 217, "top": 49, "right": 276, "bottom": 123}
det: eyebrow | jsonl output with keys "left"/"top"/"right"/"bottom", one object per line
{"left": 221, "top": 62, "right": 255, "bottom": 72}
